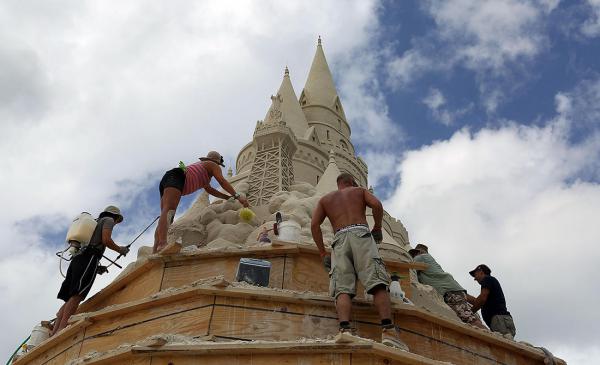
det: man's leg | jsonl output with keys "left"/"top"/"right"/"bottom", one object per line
{"left": 335, "top": 293, "right": 353, "bottom": 329}
{"left": 371, "top": 285, "right": 392, "bottom": 321}
{"left": 53, "top": 295, "right": 82, "bottom": 335}
{"left": 153, "top": 187, "right": 182, "bottom": 253}
{"left": 49, "top": 303, "right": 66, "bottom": 337}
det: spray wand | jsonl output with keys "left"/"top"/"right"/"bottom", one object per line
{"left": 102, "top": 215, "right": 159, "bottom": 270}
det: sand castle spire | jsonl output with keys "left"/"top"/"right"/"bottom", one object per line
{"left": 300, "top": 36, "right": 349, "bottom": 138}
{"left": 263, "top": 67, "right": 309, "bottom": 138}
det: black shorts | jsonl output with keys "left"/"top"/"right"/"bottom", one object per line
{"left": 159, "top": 168, "right": 185, "bottom": 197}
{"left": 57, "top": 248, "right": 102, "bottom": 302}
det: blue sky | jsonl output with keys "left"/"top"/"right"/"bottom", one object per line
{"left": 1, "top": 1, "right": 600, "bottom": 364}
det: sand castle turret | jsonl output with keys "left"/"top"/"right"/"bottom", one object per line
{"left": 13, "top": 38, "right": 565, "bottom": 365}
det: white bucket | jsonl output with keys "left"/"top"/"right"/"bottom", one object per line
{"left": 27, "top": 325, "right": 50, "bottom": 349}
{"left": 277, "top": 221, "right": 301, "bottom": 242}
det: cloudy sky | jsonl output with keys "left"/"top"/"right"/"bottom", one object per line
{"left": 1, "top": 1, "right": 599, "bottom": 363}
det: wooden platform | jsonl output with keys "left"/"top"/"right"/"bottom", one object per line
{"left": 14, "top": 242, "right": 564, "bottom": 365}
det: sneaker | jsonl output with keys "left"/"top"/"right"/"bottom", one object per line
{"left": 339, "top": 326, "right": 357, "bottom": 335}
{"left": 335, "top": 327, "right": 358, "bottom": 343}
{"left": 381, "top": 326, "right": 409, "bottom": 351}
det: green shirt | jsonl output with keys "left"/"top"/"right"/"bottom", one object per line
{"left": 414, "top": 253, "right": 464, "bottom": 296}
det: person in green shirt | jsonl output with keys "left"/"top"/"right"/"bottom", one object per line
{"left": 410, "top": 244, "right": 486, "bottom": 329}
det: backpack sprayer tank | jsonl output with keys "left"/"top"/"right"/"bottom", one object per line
{"left": 65, "top": 212, "right": 97, "bottom": 254}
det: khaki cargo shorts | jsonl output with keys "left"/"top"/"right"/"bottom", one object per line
{"left": 329, "top": 225, "right": 390, "bottom": 298}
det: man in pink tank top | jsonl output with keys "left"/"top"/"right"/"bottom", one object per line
{"left": 154, "top": 151, "right": 249, "bottom": 253}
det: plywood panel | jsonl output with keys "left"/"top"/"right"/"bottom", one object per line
{"left": 162, "top": 256, "right": 240, "bottom": 289}
{"left": 351, "top": 354, "right": 412, "bottom": 365}
{"left": 79, "top": 306, "right": 212, "bottom": 355}
{"left": 162, "top": 256, "right": 286, "bottom": 290}
{"left": 396, "top": 314, "right": 543, "bottom": 365}
{"left": 267, "top": 256, "right": 285, "bottom": 289}
{"left": 210, "top": 296, "right": 338, "bottom": 340}
{"left": 85, "top": 295, "right": 214, "bottom": 337}
{"left": 42, "top": 344, "right": 82, "bottom": 365}
{"left": 90, "top": 265, "right": 164, "bottom": 311}
{"left": 149, "top": 353, "right": 350, "bottom": 365}
{"left": 283, "top": 254, "right": 330, "bottom": 294}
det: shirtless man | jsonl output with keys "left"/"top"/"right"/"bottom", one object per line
{"left": 154, "top": 151, "right": 249, "bottom": 253}
{"left": 311, "top": 172, "right": 409, "bottom": 351}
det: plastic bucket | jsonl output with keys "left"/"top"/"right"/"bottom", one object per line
{"left": 278, "top": 221, "right": 301, "bottom": 242}
{"left": 27, "top": 325, "right": 50, "bottom": 349}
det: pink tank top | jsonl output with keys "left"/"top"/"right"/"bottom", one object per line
{"left": 182, "top": 161, "right": 210, "bottom": 196}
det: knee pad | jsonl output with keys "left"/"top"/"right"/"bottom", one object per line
{"left": 167, "top": 210, "right": 176, "bottom": 226}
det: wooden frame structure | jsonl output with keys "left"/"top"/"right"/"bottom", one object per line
{"left": 14, "top": 241, "right": 565, "bottom": 365}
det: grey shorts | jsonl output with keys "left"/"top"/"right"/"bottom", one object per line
{"left": 329, "top": 226, "right": 390, "bottom": 298}
{"left": 490, "top": 315, "right": 516, "bottom": 338}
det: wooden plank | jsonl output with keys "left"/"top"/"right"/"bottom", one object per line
{"left": 161, "top": 255, "right": 286, "bottom": 291}
{"left": 42, "top": 344, "right": 83, "bottom": 365}
{"left": 267, "top": 256, "right": 285, "bottom": 289}
{"left": 65, "top": 347, "right": 132, "bottom": 365}
{"left": 86, "top": 264, "right": 164, "bottom": 312}
{"left": 85, "top": 295, "right": 214, "bottom": 338}
{"left": 79, "top": 306, "right": 213, "bottom": 355}
{"left": 283, "top": 254, "right": 330, "bottom": 294}
{"left": 14, "top": 320, "right": 89, "bottom": 365}
{"left": 160, "top": 245, "right": 300, "bottom": 263}
{"left": 209, "top": 295, "right": 339, "bottom": 341}
{"left": 148, "top": 353, "right": 350, "bottom": 365}
{"left": 133, "top": 341, "right": 371, "bottom": 354}
{"left": 78, "top": 259, "right": 161, "bottom": 313}
{"left": 396, "top": 313, "right": 545, "bottom": 365}
{"left": 161, "top": 256, "right": 240, "bottom": 289}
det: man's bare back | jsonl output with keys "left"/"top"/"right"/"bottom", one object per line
{"left": 311, "top": 174, "right": 384, "bottom": 258}
{"left": 319, "top": 187, "right": 371, "bottom": 231}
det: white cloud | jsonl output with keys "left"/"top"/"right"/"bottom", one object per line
{"left": 423, "top": 88, "right": 446, "bottom": 110}
{"left": 387, "top": 49, "right": 433, "bottom": 88}
{"left": 581, "top": 0, "right": 600, "bottom": 37}
{"left": 422, "top": 88, "right": 473, "bottom": 125}
{"left": 0, "top": 0, "right": 384, "bottom": 357}
{"left": 386, "top": 0, "right": 556, "bottom": 112}
{"left": 425, "top": 0, "right": 547, "bottom": 72}
{"left": 385, "top": 81, "right": 600, "bottom": 363}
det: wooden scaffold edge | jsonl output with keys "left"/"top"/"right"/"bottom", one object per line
{"left": 60, "top": 340, "right": 451, "bottom": 365}
{"left": 66, "top": 282, "right": 560, "bottom": 364}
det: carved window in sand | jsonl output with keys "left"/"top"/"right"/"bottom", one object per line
{"left": 340, "top": 140, "right": 348, "bottom": 150}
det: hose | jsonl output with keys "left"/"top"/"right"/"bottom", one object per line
{"left": 55, "top": 246, "right": 72, "bottom": 278}
{"left": 5, "top": 335, "right": 30, "bottom": 365}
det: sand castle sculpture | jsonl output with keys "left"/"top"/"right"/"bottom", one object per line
{"left": 14, "top": 38, "right": 565, "bottom": 365}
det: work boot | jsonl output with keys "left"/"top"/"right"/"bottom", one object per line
{"left": 381, "top": 326, "right": 409, "bottom": 351}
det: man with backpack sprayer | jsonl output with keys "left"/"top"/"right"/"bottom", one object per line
{"left": 50, "top": 206, "right": 129, "bottom": 337}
